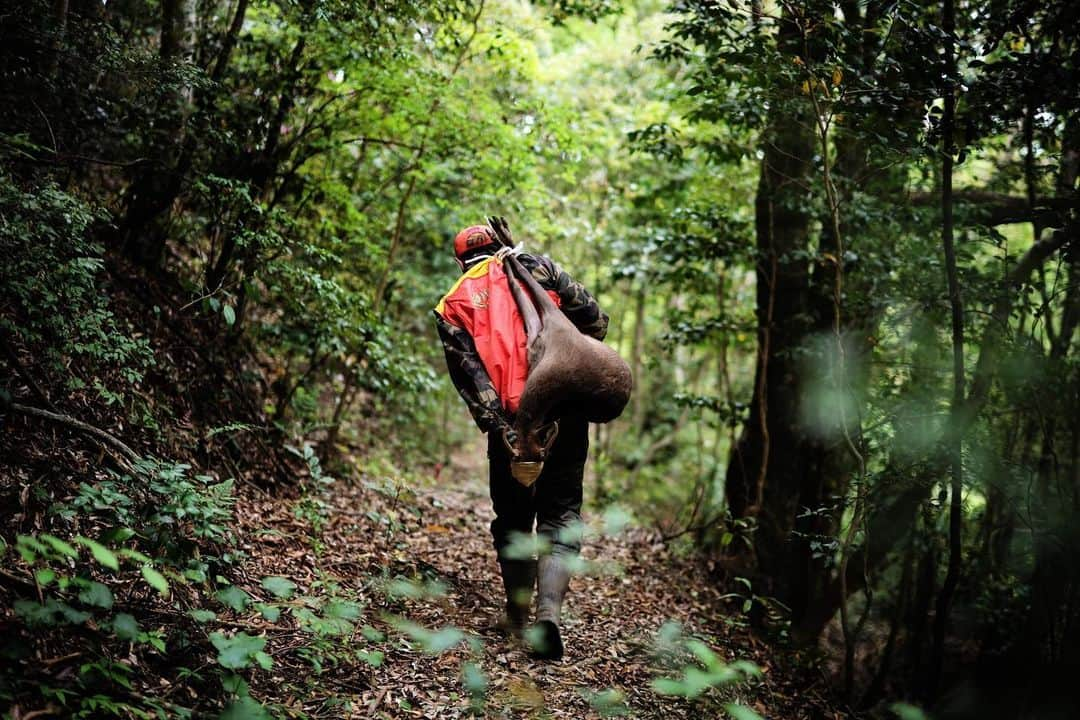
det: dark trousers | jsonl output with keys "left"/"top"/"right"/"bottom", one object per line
{"left": 487, "top": 414, "right": 588, "bottom": 560}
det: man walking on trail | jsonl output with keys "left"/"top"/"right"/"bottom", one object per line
{"left": 433, "top": 221, "right": 608, "bottom": 661}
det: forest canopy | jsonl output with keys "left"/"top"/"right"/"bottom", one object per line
{"left": 1, "top": 0, "right": 1078, "bottom": 718}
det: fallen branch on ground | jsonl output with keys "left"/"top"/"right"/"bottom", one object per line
{"left": 3, "top": 401, "right": 141, "bottom": 462}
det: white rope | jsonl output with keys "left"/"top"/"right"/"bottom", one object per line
{"left": 463, "top": 244, "right": 524, "bottom": 268}
{"left": 494, "top": 244, "right": 524, "bottom": 259}
{"left": 462, "top": 253, "right": 494, "bottom": 268}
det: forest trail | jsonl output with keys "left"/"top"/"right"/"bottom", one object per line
{"left": 233, "top": 444, "right": 833, "bottom": 719}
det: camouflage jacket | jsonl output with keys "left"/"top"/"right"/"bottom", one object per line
{"left": 434, "top": 252, "right": 609, "bottom": 434}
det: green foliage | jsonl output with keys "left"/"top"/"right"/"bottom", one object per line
{"left": 210, "top": 632, "right": 273, "bottom": 671}
{"left": 219, "top": 695, "right": 274, "bottom": 720}
{"left": 579, "top": 687, "right": 630, "bottom": 717}
{"left": 216, "top": 585, "right": 252, "bottom": 613}
{"left": 5, "top": 439, "right": 240, "bottom": 715}
{"left": 651, "top": 622, "right": 761, "bottom": 706}
{"left": 260, "top": 576, "right": 297, "bottom": 600}
{"left": 891, "top": 703, "right": 931, "bottom": 720}
{"left": 0, "top": 176, "right": 152, "bottom": 395}
{"left": 390, "top": 618, "right": 471, "bottom": 655}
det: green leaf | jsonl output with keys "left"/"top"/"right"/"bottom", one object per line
{"left": 40, "top": 534, "right": 78, "bottom": 558}
{"left": 14, "top": 599, "right": 59, "bottom": 626}
{"left": 141, "top": 565, "right": 170, "bottom": 596}
{"left": 461, "top": 661, "right": 487, "bottom": 696}
{"left": 681, "top": 667, "right": 714, "bottom": 698}
{"left": 75, "top": 536, "right": 119, "bottom": 571}
{"left": 216, "top": 585, "right": 251, "bottom": 612}
{"left": 686, "top": 638, "right": 717, "bottom": 666}
{"left": 361, "top": 624, "right": 385, "bottom": 642}
{"left": 650, "top": 678, "right": 685, "bottom": 696}
{"left": 112, "top": 613, "right": 140, "bottom": 640}
{"left": 422, "top": 627, "right": 464, "bottom": 654}
{"left": 101, "top": 527, "right": 136, "bottom": 544}
{"left": 189, "top": 609, "right": 217, "bottom": 623}
{"left": 357, "top": 649, "right": 384, "bottom": 667}
{"left": 57, "top": 601, "right": 91, "bottom": 625}
{"left": 891, "top": 702, "right": 930, "bottom": 720}
{"left": 210, "top": 632, "right": 269, "bottom": 670}
{"left": 324, "top": 600, "right": 362, "bottom": 620}
{"left": 218, "top": 696, "right": 273, "bottom": 720}
{"left": 77, "top": 580, "right": 114, "bottom": 609}
{"left": 17, "top": 599, "right": 91, "bottom": 626}
{"left": 34, "top": 568, "right": 57, "bottom": 587}
{"left": 15, "top": 535, "right": 44, "bottom": 563}
{"left": 117, "top": 548, "right": 152, "bottom": 565}
{"left": 220, "top": 673, "right": 248, "bottom": 695}
{"left": 254, "top": 604, "right": 280, "bottom": 622}
{"left": 259, "top": 576, "right": 296, "bottom": 600}
{"left": 253, "top": 651, "right": 273, "bottom": 670}
{"left": 725, "top": 704, "right": 766, "bottom": 720}
{"left": 223, "top": 304, "right": 236, "bottom": 326}
{"left": 147, "top": 632, "right": 166, "bottom": 652}
{"left": 581, "top": 688, "right": 628, "bottom": 717}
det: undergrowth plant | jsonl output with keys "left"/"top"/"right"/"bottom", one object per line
{"left": 2, "top": 456, "right": 251, "bottom": 718}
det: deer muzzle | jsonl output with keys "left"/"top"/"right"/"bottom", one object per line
{"left": 510, "top": 460, "right": 544, "bottom": 487}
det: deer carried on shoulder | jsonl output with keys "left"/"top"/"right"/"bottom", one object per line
{"left": 486, "top": 216, "right": 633, "bottom": 486}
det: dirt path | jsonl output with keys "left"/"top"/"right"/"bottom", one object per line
{"left": 235, "top": 451, "right": 835, "bottom": 719}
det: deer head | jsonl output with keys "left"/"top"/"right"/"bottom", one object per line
{"left": 501, "top": 421, "right": 559, "bottom": 487}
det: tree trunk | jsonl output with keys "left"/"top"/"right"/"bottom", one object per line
{"left": 723, "top": 6, "right": 815, "bottom": 622}
{"left": 122, "top": 0, "right": 249, "bottom": 266}
{"left": 47, "top": 0, "right": 69, "bottom": 79}
{"left": 630, "top": 283, "right": 647, "bottom": 428}
{"left": 930, "top": 0, "right": 963, "bottom": 697}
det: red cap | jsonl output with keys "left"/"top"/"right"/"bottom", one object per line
{"left": 453, "top": 225, "right": 497, "bottom": 260}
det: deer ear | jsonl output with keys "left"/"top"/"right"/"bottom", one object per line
{"left": 541, "top": 421, "right": 560, "bottom": 451}
{"left": 501, "top": 426, "right": 517, "bottom": 455}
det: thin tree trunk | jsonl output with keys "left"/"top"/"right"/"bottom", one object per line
{"left": 630, "top": 283, "right": 647, "bottom": 428}
{"left": 47, "top": 0, "right": 69, "bottom": 78}
{"left": 863, "top": 535, "right": 915, "bottom": 707}
{"left": 373, "top": 173, "right": 418, "bottom": 313}
{"left": 908, "top": 503, "right": 937, "bottom": 696}
{"left": 930, "top": 0, "right": 962, "bottom": 697}
{"left": 371, "top": 0, "right": 486, "bottom": 313}
{"left": 322, "top": 366, "right": 358, "bottom": 458}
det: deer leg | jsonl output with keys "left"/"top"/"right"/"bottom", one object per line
{"left": 505, "top": 254, "right": 563, "bottom": 318}
{"left": 503, "top": 255, "right": 543, "bottom": 342}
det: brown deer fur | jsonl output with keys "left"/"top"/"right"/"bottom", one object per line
{"left": 501, "top": 250, "right": 632, "bottom": 463}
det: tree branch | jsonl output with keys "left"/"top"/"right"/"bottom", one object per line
{"left": 907, "top": 190, "right": 1074, "bottom": 226}
{"left": 957, "top": 225, "right": 1076, "bottom": 432}
{"left": 4, "top": 402, "right": 140, "bottom": 461}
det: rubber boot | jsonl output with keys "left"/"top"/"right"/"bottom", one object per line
{"left": 530, "top": 554, "right": 571, "bottom": 660}
{"left": 497, "top": 558, "right": 535, "bottom": 638}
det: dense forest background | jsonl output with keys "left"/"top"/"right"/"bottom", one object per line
{"left": 1, "top": 0, "right": 1078, "bottom": 718}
